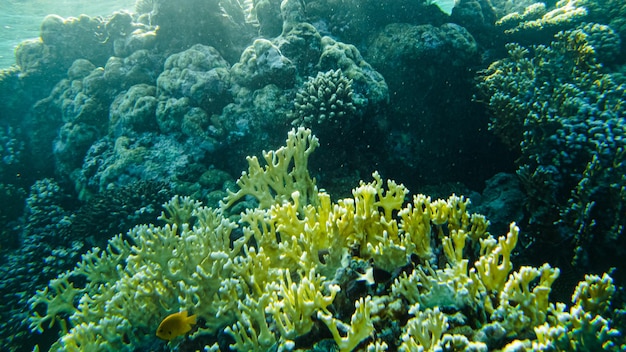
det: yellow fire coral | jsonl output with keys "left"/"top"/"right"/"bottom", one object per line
{"left": 29, "top": 199, "right": 247, "bottom": 351}
{"left": 27, "top": 128, "right": 624, "bottom": 351}
{"left": 572, "top": 272, "right": 615, "bottom": 315}
{"left": 495, "top": 264, "right": 560, "bottom": 335}
{"left": 523, "top": 273, "right": 622, "bottom": 351}
{"left": 399, "top": 304, "right": 448, "bottom": 351}
{"left": 318, "top": 296, "right": 375, "bottom": 352}
{"left": 474, "top": 223, "right": 518, "bottom": 294}
{"left": 267, "top": 268, "right": 340, "bottom": 340}
{"left": 224, "top": 294, "right": 277, "bottom": 351}
{"left": 221, "top": 127, "right": 319, "bottom": 210}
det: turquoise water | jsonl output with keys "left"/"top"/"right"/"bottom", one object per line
{"left": 0, "top": 0, "right": 135, "bottom": 68}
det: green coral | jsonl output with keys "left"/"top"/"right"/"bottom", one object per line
{"left": 221, "top": 127, "right": 319, "bottom": 211}
{"left": 318, "top": 296, "right": 375, "bottom": 352}
{"left": 477, "top": 24, "right": 626, "bottom": 268}
{"left": 570, "top": 0, "right": 626, "bottom": 53}
{"left": 496, "top": 0, "right": 588, "bottom": 38}
{"left": 28, "top": 129, "right": 625, "bottom": 351}
{"left": 29, "top": 199, "right": 244, "bottom": 350}
{"left": 290, "top": 69, "right": 358, "bottom": 128}
{"left": 529, "top": 274, "right": 623, "bottom": 351}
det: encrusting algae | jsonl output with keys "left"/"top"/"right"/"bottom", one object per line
{"left": 27, "top": 128, "right": 625, "bottom": 351}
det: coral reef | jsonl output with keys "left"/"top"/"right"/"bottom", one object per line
{"left": 156, "top": 44, "right": 231, "bottom": 134}
{"left": 102, "top": 49, "right": 164, "bottom": 89}
{"left": 217, "top": 18, "right": 389, "bottom": 176}
{"left": 488, "top": 0, "right": 538, "bottom": 19}
{"left": 61, "top": 180, "right": 173, "bottom": 249}
{"left": 0, "top": 177, "right": 172, "bottom": 351}
{"left": 477, "top": 24, "right": 626, "bottom": 274}
{"left": 495, "top": 0, "right": 588, "bottom": 42}
{"left": 105, "top": 11, "right": 157, "bottom": 58}
{"left": 367, "top": 22, "right": 479, "bottom": 107}
{"left": 571, "top": 0, "right": 626, "bottom": 37}
{"left": 109, "top": 84, "right": 158, "bottom": 137}
{"left": 472, "top": 172, "right": 525, "bottom": 236}
{"left": 364, "top": 20, "right": 505, "bottom": 187}
{"left": 494, "top": 0, "right": 626, "bottom": 60}
{"left": 0, "top": 126, "right": 24, "bottom": 179}
{"left": 49, "top": 60, "right": 114, "bottom": 177}
{"left": 290, "top": 69, "right": 358, "bottom": 128}
{"left": 318, "top": 37, "right": 388, "bottom": 111}
{"left": 151, "top": 0, "right": 255, "bottom": 62}
{"left": 230, "top": 39, "right": 296, "bottom": 90}
{"left": 76, "top": 132, "right": 219, "bottom": 199}
{"left": 28, "top": 129, "right": 625, "bottom": 351}
{"left": 35, "top": 14, "right": 111, "bottom": 72}
{"left": 0, "top": 183, "right": 26, "bottom": 249}
{"left": 250, "top": 0, "right": 282, "bottom": 37}
{"left": 0, "top": 179, "right": 77, "bottom": 350}
{"left": 2, "top": 0, "right": 393, "bottom": 203}
{"left": 1, "top": 0, "right": 625, "bottom": 351}
{"left": 306, "top": 0, "right": 480, "bottom": 44}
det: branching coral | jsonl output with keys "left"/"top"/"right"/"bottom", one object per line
{"left": 474, "top": 223, "right": 518, "bottom": 295}
{"left": 224, "top": 293, "right": 277, "bottom": 351}
{"left": 28, "top": 128, "right": 625, "bottom": 351}
{"left": 569, "top": 0, "right": 626, "bottom": 56}
{"left": 530, "top": 273, "right": 623, "bottom": 351}
{"left": 29, "top": 198, "right": 246, "bottom": 351}
{"left": 399, "top": 304, "right": 448, "bottom": 351}
{"left": 221, "top": 127, "right": 319, "bottom": 210}
{"left": 267, "top": 268, "right": 340, "bottom": 340}
{"left": 496, "top": 0, "right": 588, "bottom": 40}
{"left": 494, "top": 264, "right": 560, "bottom": 335}
{"left": 477, "top": 23, "right": 626, "bottom": 269}
{"left": 29, "top": 273, "right": 80, "bottom": 333}
{"left": 290, "top": 68, "right": 357, "bottom": 128}
{"left": 571, "top": 272, "right": 616, "bottom": 315}
{"left": 318, "top": 296, "right": 375, "bottom": 352}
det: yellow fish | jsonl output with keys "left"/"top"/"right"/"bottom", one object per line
{"left": 156, "top": 310, "right": 197, "bottom": 340}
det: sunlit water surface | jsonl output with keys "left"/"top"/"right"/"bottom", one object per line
{"left": 0, "top": 0, "right": 136, "bottom": 68}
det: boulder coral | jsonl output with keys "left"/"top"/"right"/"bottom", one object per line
{"left": 156, "top": 44, "right": 232, "bottom": 133}
{"left": 230, "top": 39, "right": 296, "bottom": 90}
{"left": 109, "top": 84, "right": 158, "bottom": 137}
{"left": 150, "top": 0, "right": 255, "bottom": 62}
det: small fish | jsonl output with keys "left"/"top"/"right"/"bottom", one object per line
{"left": 356, "top": 266, "right": 376, "bottom": 285}
{"left": 156, "top": 310, "right": 197, "bottom": 341}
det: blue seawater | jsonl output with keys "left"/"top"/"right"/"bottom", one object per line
{"left": 0, "top": 0, "right": 135, "bottom": 68}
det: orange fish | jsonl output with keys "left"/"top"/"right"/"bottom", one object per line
{"left": 156, "top": 310, "right": 197, "bottom": 340}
